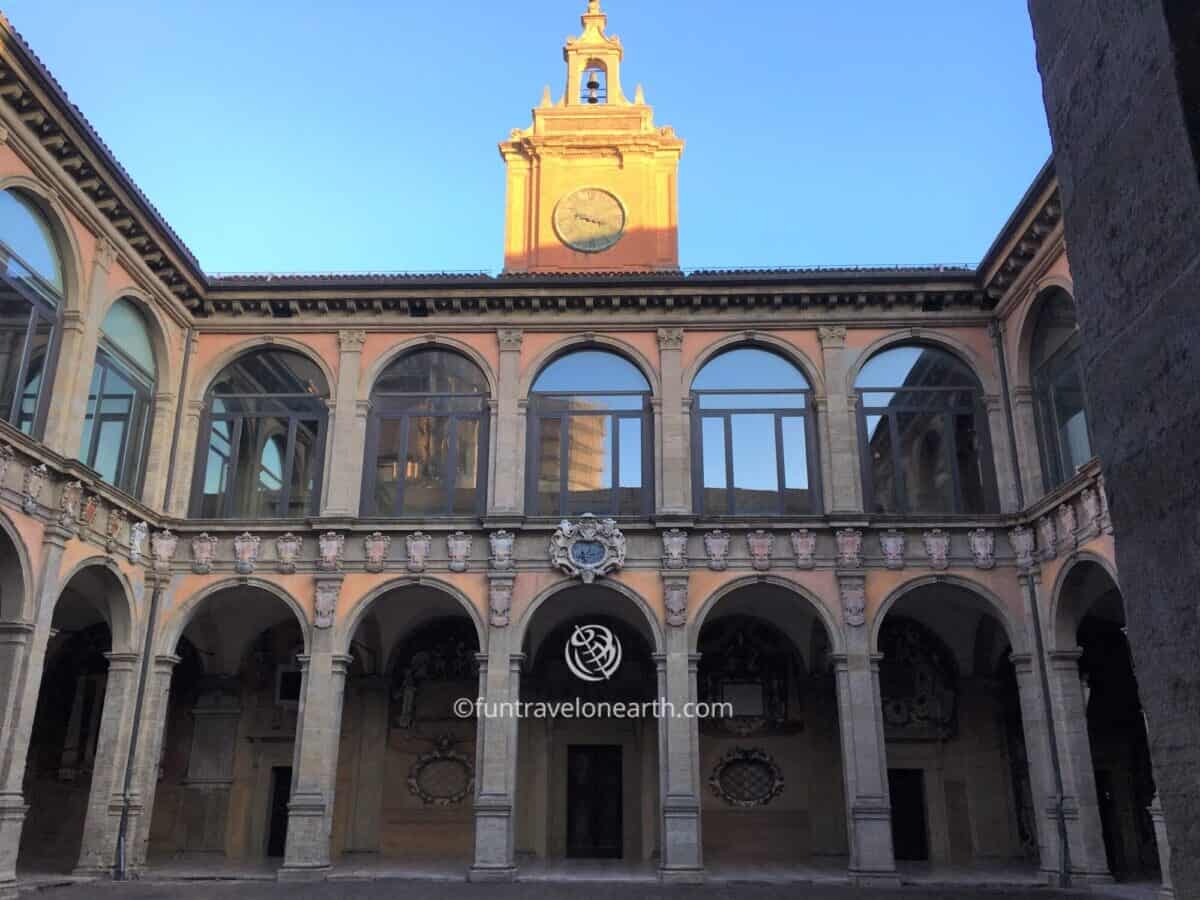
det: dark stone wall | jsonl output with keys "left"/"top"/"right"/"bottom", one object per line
{"left": 1027, "top": 1, "right": 1200, "bottom": 896}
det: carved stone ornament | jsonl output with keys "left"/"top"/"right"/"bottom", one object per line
{"left": 364, "top": 531, "right": 391, "bottom": 573}
{"left": 488, "top": 576, "right": 514, "bottom": 628}
{"left": 105, "top": 507, "right": 126, "bottom": 553}
{"left": 790, "top": 529, "right": 816, "bottom": 569}
{"left": 663, "top": 575, "right": 689, "bottom": 628}
{"left": 317, "top": 532, "right": 344, "bottom": 572}
{"left": 709, "top": 747, "right": 785, "bottom": 808}
{"left": 314, "top": 578, "right": 340, "bottom": 630}
{"left": 275, "top": 533, "right": 303, "bottom": 574}
{"left": 233, "top": 532, "right": 261, "bottom": 575}
{"left": 497, "top": 329, "right": 523, "bottom": 351}
{"left": 549, "top": 515, "right": 626, "bottom": 584}
{"left": 839, "top": 576, "right": 867, "bottom": 628}
{"left": 879, "top": 529, "right": 906, "bottom": 570}
{"left": 406, "top": 532, "right": 433, "bottom": 573}
{"left": 489, "top": 530, "right": 515, "bottom": 571}
{"left": 58, "top": 480, "right": 83, "bottom": 530}
{"left": 656, "top": 327, "right": 684, "bottom": 350}
{"left": 0, "top": 442, "right": 12, "bottom": 487}
{"left": 835, "top": 528, "right": 863, "bottom": 569}
{"left": 703, "top": 529, "right": 731, "bottom": 571}
{"left": 447, "top": 531, "right": 472, "bottom": 573}
{"left": 965, "top": 528, "right": 994, "bottom": 570}
{"left": 1079, "top": 487, "right": 1102, "bottom": 539}
{"left": 661, "top": 528, "right": 688, "bottom": 569}
{"left": 407, "top": 736, "right": 474, "bottom": 807}
{"left": 151, "top": 529, "right": 178, "bottom": 573}
{"left": 1009, "top": 525, "right": 1035, "bottom": 571}
{"left": 1056, "top": 502, "right": 1078, "bottom": 554}
{"left": 747, "top": 530, "right": 774, "bottom": 572}
{"left": 1096, "top": 475, "right": 1113, "bottom": 534}
{"left": 129, "top": 521, "right": 148, "bottom": 565}
{"left": 80, "top": 494, "right": 100, "bottom": 529}
{"left": 817, "top": 325, "right": 847, "bottom": 349}
{"left": 1037, "top": 515, "right": 1057, "bottom": 561}
{"left": 191, "top": 533, "right": 218, "bottom": 574}
{"left": 22, "top": 463, "right": 47, "bottom": 515}
{"left": 922, "top": 529, "right": 951, "bottom": 571}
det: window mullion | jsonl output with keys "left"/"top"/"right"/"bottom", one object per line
{"left": 279, "top": 417, "right": 300, "bottom": 517}
{"left": 559, "top": 415, "right": 569, "bottom": 517}
{"left": 611, "top": 414, "right": 620, "bottom": 516}
{"left": 226, "top": 415, "right": 245, "bottom": 519}
{"left": 774, "top": 413, "right": 786, "bottom": 515}
{"left": 445, "top": 413, "right": 459, "bottom": 516}
{"left": 724, "top": 413, "right": 735, "bottom": 516}
{"left": 395, "top": 414, "right": 411, "bottom": 518}
{"left": 946, "top": 410, "right": 963, "bottom": 513}
{"left": 888, "top": 413, "right": 905, "bottom": 514}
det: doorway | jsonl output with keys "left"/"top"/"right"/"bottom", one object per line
{"left": 566, "top": 745, "right": 622, "bottom": 858}
{"left": 888, "top": 768, "right": 930, "bottom": 861}
{"left": 267, "top": 766, "right": 292, "bottom": 858}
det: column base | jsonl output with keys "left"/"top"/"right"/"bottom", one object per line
{"left": 467, "top": 864, "right": 517, "bottom": 882}
{"left": 659, "top": 865, "right": 705, "bottom": 884}
{"left": 277, "top": 865, "right": 331, "bottom": 882}
{"left": 849, "top": 869, "right": 901, "bottom": 887}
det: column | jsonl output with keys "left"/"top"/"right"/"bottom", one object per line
{"left": 1011, "top": 386, "right": 1045, "bottom": 501}
{"left": 1149, "top": 795, "right": 1174, "bottom": 899}
{"left": 322, "top": 331, "right": 367, "bottom": 516}
{"left": 818, "top": 326, "right": 862, "bottom": 514}
{"left": 833, "top": 572, "right": 898, "bottom": 884}
{"left": 656, "top": 328, "right": 689, "bottom": 516}
{"left": 489, "top": 329, "right": 524, "bottom": 516}
{"left": 984, "top": 394, "right": 1021, "bottom": 513}
{"left": 469, "top": 581, "right": 520, "bottom": 881}
{"left": 1010, "top": 649, "right": 1063, "bottom": 882}
{"left": 0, "top": 525, "right": 69, "bottom": 896}
{"left": 280, "top": 579, "right": 349, "bottom": 880}
{"left": 1046, "top": 649, "right": 1112, "bottom": 881}
{"left": 169, "top": 396, "right": 204, "bottom": 516}
{"left": 343, "top": 676, "right": 387, "bottom": 857}
{"left": 655, "top": 574, "right": 703, "bottom": 881}
{"left": 140, "top": 390, "right": 178, "bottom": 510}
{"left": 126, "top": 652, "right": 181, "bottom": 872}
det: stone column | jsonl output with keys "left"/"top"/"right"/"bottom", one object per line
{"left": 0, "top": 525, "right": 69, "bottom": 897}
{"left": 1010, "top": 648, "right": 1063, "bottom": 881}
{"left": 343, "top": 676, "right": 387, "bottom": 856}
{"left": 1046, "top": 649, "right": 1112, "bottom": 881}
{"left": 489, "top": 329, "right": 524, "bottom": 516}
{"left": 1149, "top": 794, "right": 1174, "bottom": 899}
{"left": 322, "top": 331, "right": 367, "bottom": 516}
{"left": 655, "top": 576, "right": 703, "bottom": 881}
{"left": 469, "top": 588, "right": 520, "bottom": 882}
{"left": 169, "top": 397, "right": 204, "bottom": 516}
{"left": 818, "top": 326, "right": 862, "bottom": 514}
{"left": 984, "top": 394, "right": 1021, "bottom": 513}
{"left": 126, "top": 653, "right": 181, "bottom": 872}
{"left": 1011, "top": 386, "right": 1045, "bottom": 501}
{"left": 656, "top": 328, "right": 689, "bottom": 516}
{"left": 833, "top": 572, "right": 897, "bottom": 884}
{"left": 280, "top": 581, "right": 349, "bottom": 881}
{"left": 140, "top": 390, "right": 178, "bottom": 509}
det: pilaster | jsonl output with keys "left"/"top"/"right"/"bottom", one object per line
{"left": 656, "top": 328, "right": 689, "bottom": 516}
{"left": 489, "top": 330, "right": 525, "bottom": 516}
{"left": 322, "top": 331, "right": 366, "bottom": 515}
{"left": 817, "top": 326, "right": 862, "bottom": 514}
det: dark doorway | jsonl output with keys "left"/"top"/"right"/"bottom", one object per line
{"left": 888, "top": 768, "right": 930, "bottom": 861}
{"left": 266, "top": 766, "right": 292, "bottom": 858}
{"left": 567, "top": 745, "right": 622, "bottom": 858}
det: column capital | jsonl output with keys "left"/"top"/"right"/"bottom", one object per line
{"left": 656, "top": 327, "right": 683, "bottom": 351}
{"left": 497, "top": 329, "right": 523, "bottom": 351}
{"left": 818, "top": 325, "right": 848, "bottom": 349}
{"left": 337, "top": 330, "right": 367, "bottom": 353}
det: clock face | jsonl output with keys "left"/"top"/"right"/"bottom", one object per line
{"left": 553, "top": 188, "right": 626, "bottom": 253}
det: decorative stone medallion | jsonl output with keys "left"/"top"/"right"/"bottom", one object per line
{"left": 747, "top": 530, "right": 774, "bottom": 572}
{"left": 550, "top": 515, "right": 626, "bottom": 583}
{"left": 969, "top": 528, "right": 995, "bottom": 570}
{"left": 879, "top": 529, "right": 905, "bottom": 570}
{"left": 922, "top": 529, "right": 950, "bottom": 571}
{"left": 661, "top": 528, "right": 688, "bottom": 569}
{"left": 407, "top": 736, "right": 474, "bottom": 807}
{"left": 703, "top": 530, "right": 731, "bottom": 571}
{"left": 317, "top": 532, "right": 344, "bottom": 572}
{"left": 790, "top": 529, "right": 816, "bottom": 569}
{"left": 191, "top": 533, "right": 218, "bottom": 574}
{"left": 708, "top": 747, "right": 785, "bottom": 808}
{"left": 835, "top": 528, "right": 863, "bottom": 569}
{"left": 233, "top": 532, "right": 260, "bottom": 575}
{"left": 275, "top": 533, "right": 302, "bottom": 574}
{"left": 364, "top": 532, "right": 391, "bottom": 573}
{"left": 489, "top": 530, "right": 515, "bottom": 571}
{"left": 447, "top": 531, "right": 472, "bottom": 573}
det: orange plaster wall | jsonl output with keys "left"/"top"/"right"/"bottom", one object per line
{"left": 336, "top": 571, "right": 489, "bottom": 627}
{"left": 688, "top": 568, "right": 840, "bottom": 627}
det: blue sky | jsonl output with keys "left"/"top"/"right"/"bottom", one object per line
{"left": 5, "top": 1, "right": 1050, "bottom": 274}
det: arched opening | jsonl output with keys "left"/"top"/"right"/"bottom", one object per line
{"left": 1030, "top": 289, "right": 1094, "bottom": 489}
{"left": 1058, "top": 562, "right": 1159, "bottom": 882}
{"left": 17, "top": 565, "right": 131, "bottom": 875}
{"left": 517, "top": 584, "right": 659, "bottom": 864}
{"left": 362, "top": 348, "right": 490, "bottom": 517}
{"left": 191, "top": 348, "right": 329, "bottom": 519}
{"left": 695, "top": 583, "right": 844, "bottom": 869}
{"left": 331, "top": 584, "right": 481, "bottom": 868}
{"left": 527, "top": 349, "right": 653, "bottom": 517}
{"left": 855, "top": 344, "right": 998, "bottom": 515}
{"left": 876, "top": 583, "right": 1035, "bottom": 873}
{"left": 146, "top": 586, "right": 305, "bottom": 866}
{"left": 580, "top": 60, "right": 608, "bottom": 104}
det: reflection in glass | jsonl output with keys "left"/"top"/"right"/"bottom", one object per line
{"left": 1032, "top": 289, "right": 1094, "bottom": 489}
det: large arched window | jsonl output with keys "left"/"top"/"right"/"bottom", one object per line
{"left": 362, "top": 348, "right": 489, "bottom": 517}
{"left": 0, "top": 188, "right": 63, "bottom": 437}
{"left": 80, "top": 299, "right": 156, "bottom": 495}
{"left": 1031, "top": 289, "right": 1093, "bottom": 489}
{"left": 191, "top": 349, "right": 328, "bottom": 518}
{"left": 691, "top": 347, "right": 818, "bottom": 516}
{"left": 528, "top": 349, "right": 652, "bottom": 517}
{"left": 855, "top": 344, "right": 997, "bottom": 515}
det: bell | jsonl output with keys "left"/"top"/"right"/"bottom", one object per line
{"left": 586, "top": 70, "right": 601, "bottom": 103}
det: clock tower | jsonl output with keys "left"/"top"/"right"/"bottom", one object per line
{"left": 500, "top": 0, "right": 684, "bottom": 273}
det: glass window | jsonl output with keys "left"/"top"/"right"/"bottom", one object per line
{"left": 692, "top": 348, "right": 817, "bottom": 516}
{"left": 191, "top": 349, "right": 329, "bottom": 518}
{"left": 0, "top": 189, "right": 63, "bottom": 437}
{"left": 363, "top": 348, "right": 488, "bottom": 517}
{"left": 80, "top": 299, "right": 156, "bottom": 495}
{"left": 856, "top": 345, "right": 997, "bottom": 515}
{"left": 529, "top": 350, "right": 651, "bottom": 516}
{"left": 1031, "top": 289, "right": 1094, "bottom": 489}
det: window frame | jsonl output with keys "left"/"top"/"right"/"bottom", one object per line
{"left": 1032, "top": 326, "right": 1095, "bottom": 491}
{"left": 81, "top": 340, "right": 155, "bottom": 497}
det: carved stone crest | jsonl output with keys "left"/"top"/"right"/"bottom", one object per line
{"left": 151, "top": 529, "right": 178, "bottom": 573}
{"left": 1009, "top": 525, "right": 1035, "bottom": 571}
{"left": 1037, "top": 515, "right": 1057, "bottom": 561}
{"left": 317, "top": 532, "right": 344, "bottom": 572}
{"left": 839, "top": 576, "right": 866, "bottom": 628}
{"left": 922, "top": 529, "right": 951, "bottom": 571}
{"left": 969, "top": 528, "right": 995, "bottom": 570}
{"left": 879, "top": 529, "right": 905, "bottom": 570}
{"left": 790, "top": 529, "right": 816, "bottom": 569}
{"left": 80, "top": 494, "right": 100, "bottom": 529}
{"left": 1056, "top": 503, "right": 1078, "bottom": 554}
{"left": 663, "top": 574, "right": 689, "bottom": 628}
{"left": 407, "top": 736, "right": 474, "bottom": 807}
{"left": 233, "top": 532, "right": 260, "bottom": 575}
{"left": 22, "top": 463, "right": 46, "bottom": 515}
{"left": 364, "top": 531, "right": 391, "bottom": 573}
{"left": 703, "top": 530, "right": 731, "bottom": 571}
{"left": 550, "top": 515, "right": 625, "bottom": 583}
{"left": 406, "top": 532, "right": 433, "bottom": 573}
{"left": 447, "top": 531, "right": 472, "bottom": 573}
{"left": 1079, "top": 487, "right": 1101, "bottom": 540}
{"left": 191, "top": 533, "right": 218, "bottom": 574}
{"left": 129, "top": 521, "right": 148, "bottom": 565}
{"left": 58, "top": 480, "right": 83, "bottom": 530}
{"left": 1096, "top": 475, "right": 1113, "bottom": 534}
{"left": 661, "top": 528, "right": 688, "bottom": 569}
{"left": 105, "top": 507, "right": 126, "bottom": 553}
{"left": 489, "top": 530, "right": 515, "bottom": 571}
{"left": 314, "top": 578, "right": 340, "bottom": 630}
{"left": 275, "top": 533, "right": 302, "bottom": 574}
{"left": 836, "top": 528, "right": 863, "bottom": 569}
{"left": 0, "top": 442, "right": 12, "bottom": 487}
{"left": 488, "top": 576, "right": 514, "bottom": 628}
{"left": 747, "top": 530, "right": 774, "bottom": 572}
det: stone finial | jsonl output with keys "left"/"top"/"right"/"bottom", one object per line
{"left": 406, "top": 532, "right": 433, "bottom": 573}
{"left": 191, "top": 533, "right": 218, "bottom": 574}
{"left": 703, "top": 530, "right": 731, "bottom": 571}
{"left": 879, "top": 529, "right": 905, "bottom": 570}
{"left": 233, "top": 532, "right": 260, "bottom": 575}
{"left": 275, "top": 533, "right": 303, "bottom": 574}
{"left": 835, "top": 528, "right": 863, "bottom": 569}
{"left": 317, "top": 532, "right": 344, "bottom": 572}
{"left": 364, "top": 531, "right": 391, "bottom": 573}
{"left": 922, "top": 529, "right": 951, "bottom": 571}
{"left": 790, "top": 529, "right": 817, "bottom": 569}
{"left": 447, "top": 531, "right": 472, "bottom": 573}
{"left": 747, "top": 530, "right": 774, "bottom": 572}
